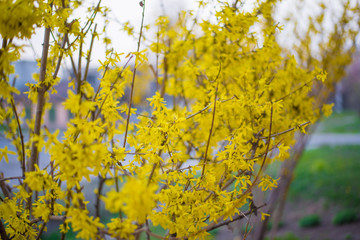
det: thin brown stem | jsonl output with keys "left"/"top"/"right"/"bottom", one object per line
{"left": 0, "top": 175, "right": 12, "bottom": 198}
{"left": 94, "top": 55, "right": 133, "bottom": 120}
{"left": 155, "top": 29, "right": 160, "bottom": 91}
{"left": 10, "top": 99, "right": 25, "bottom": 177}
{"left": 200, "top": 64, "right": 221, "bottom": 179}
{"left": 29, "top": 24, "right": 51, "bottom": 173}
{"left": 215, "top": 102, "right": 274, "bottom": 221}
{"left": 186, "top": 104, "right": 211, "bottom": 120}
{"left": 36, "top": 221, "right": 47, "bottom": 240}
{"left": 199, "top": 203, "right": 267, "bottom": 235}
{"left": 95, "top": 176, "right": 105, "bottom": 219}
{"left": 186, "top": 95, "right": 237, "bottom": 120}
{"left": 148, "top": 163, "right": 157, "bottom": 186}
{"left": 273, "top": 77, "right": 316, "bottom": 103}
{"left": 0, "top": 176, "right": 24, "bottom": 183}
{"left": 76, "top": 34, "right": 83, "bottom": 95}
{"left": 83, "top": 25, "right": 97, "bottom": 84}
{"left": 123, "top": 0, "right": 146, "bottom": 148}
{"left": 250, "top": 102, "right": 274, "bottom": 187}
{"left": 53, "top": 33, "right": 68, "bottom": 79}
{"left": 146, "top": 220, "right": 151, "bottom": 240}
{"left": 0, "top": 219, "right": 8, "bottom": 240}
{"left": 259, "top": 121, "right": 310, "bottom": 139}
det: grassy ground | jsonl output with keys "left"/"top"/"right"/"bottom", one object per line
{"left": 288, "top": 145, "right": 360, "bottom": 209}
{"left": 315, "top": 110, "right": 360, "bottom": 133}
{"left": 268, "top": 110, "right": 360, "bottom": 240}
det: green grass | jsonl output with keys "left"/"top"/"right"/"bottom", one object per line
{"left": 138, "top": 223, "right": 218, "bottom": 240}
{"left": 266, "top": 232, "right": 308, "bottom": 240}
{"left": 298, "top": 214, "right": 321, "bottom": 228}
{"left": 42, "top": 227, "right": 77, "bottom": 240}
{"left": 267, "top": 220, "right": 285, "bottom": 230}
{"left": 316, "top": 111, "right": 360, "bottom": 133}
{"left": 289, "top": 145, "right": 360, "bottom": 209}
{"left": 332, "top": 209, "right": 358, "bottom": 225}
{"left": 139, "top": 223, "right": 167, "bottom": 240}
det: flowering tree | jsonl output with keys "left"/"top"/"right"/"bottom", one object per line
{"left": 0, "top": 0, "right": 343, "bottom": 239}
{"left": 255, "top": 1, "right": 360, "bottom": 238}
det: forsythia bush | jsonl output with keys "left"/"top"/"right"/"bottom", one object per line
{"left": 0, "top": 0, "right": 353, "bottom": 239}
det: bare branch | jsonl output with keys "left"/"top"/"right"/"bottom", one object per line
{"left": 10, "top": 99, "right": 25, "bottom": 177}
{"left": 123, "top": 0, "right": 147, "bottom": 148}
{"left": 259, "top": 121, "right": 310, "bottom": 140}
{"left": 201, "top": 63, "right": 222, "bottom": 179}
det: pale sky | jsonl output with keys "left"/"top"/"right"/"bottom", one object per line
{"left": 16, "top": 0, "right": 355, "bottom": 67}
{"left": 18, "top": 0, "right": 198, "bottom": 65}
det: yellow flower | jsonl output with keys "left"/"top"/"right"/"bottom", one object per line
{"left": 0, "top": 146, "right": 16, "bottom": 163}
{"left": 261, "top": 212, "right": 271, "bottom": 221}
{"left": 322, "top": 103, "right": 334, "bottom": 118}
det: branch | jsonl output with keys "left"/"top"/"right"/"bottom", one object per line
{"left": 10, "top": 99, "right": 25, "bottom": 178}
{"left": 0, "top": 219, "right": 8, "bottom": 240}
{"left": 251, "top": 102, "right": 273, "bottom": 186}
{"left": 30, "top": 215, "right": 67, "bottom": 224}
{"left": 76, "top": 34, "right": 83, "bottom": 95}
{"left": 0, "top": 176, "right": 24, "bottom": 183}
{"left": 201, "top": 63, "right": 222, "bottom": 179}
{"left": 204, "top": 203, "right": 267, "bottom": 232}
{"left": 83, "top": 24, "right": 97, "bottom": 85}
{"left": 212, "top": 102, "right": 274, "bottom": 220}
{"left": 144, "top": 203, "right": 266, "bottom": 240}
{"left": 29, "top": 24, "right": 51, "bottom": 173}
{"left": 185, "top": 104, "right": 211, "bottom": 120}
{"left": 53, "top": 32, "right": 68, "bottom": 79}
{"left": 259, "top": 121, "right": 310, "bottom": 140}
{"left": 123, "top": 0, "right": 147, "bottom": 148}
{"left": 0, "top": 174, "right": 12, "bottom": 199}
{"left": 186, "top": 95, "right": 237, "bottom": 120}
{"left": 273, "top": 77, "right": 316, "bottom": 103}
{"left": 94, "top": 55, "right": 133, "bottom": 120}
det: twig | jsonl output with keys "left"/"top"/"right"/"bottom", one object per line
{"left": 200, "top": 63, "right": 222, "bottom": 179}
{"left": 29, "top": 25, "right": 51, "bottom": 173}
{"left": 212, "top": 102, "right": 273, "bottom": 222}
{"left": 53, "top": 33, "right": 68, "bottom": 79}
{"left": 148, "top": 163, "right": 157, "bottom": 186}
{"left": 123, "top": 0, "right": 147, "bottom": 149}
{"left": 31, "top": 215, "right": 67, "bottom": 224}
{"left": 36, "top": 221, "right": 47, "bottom": 240}
{"left": 66, "top": 0, "right": 101, "bottom": 48}
{"left": 94, "top": 55, "right": 133, "bottom": 120}
{"left": 186, "top": 95, "right": 237, "bottom": 120}
{"left": 10, "top": 99, "right": 25, "bottom": 178}
{"left": 0, "top": 219, "right": 8, "bottom": 240}
{"left": 203, "top": 203, "right": 266, "bottom": 232}
{"left": 273, "top": 77, "right": 316, "bottom": 103}
{"left": 76, "top": 33, "right": 83, "bottom": 95}
{"left": 95, "top": 176, "right": 105, "bottom": 219}
{"left": 250, "top": 102, "right": 273, "bottom": 187}
{"left": 259, "top": 121, "right": 310, "bottom": 139}
{"left": 83, "top": 25, "right": 97, "bottom": 85}
{"left": 185, "top": 104, "right": 211, "bottom": 120}
{"left": 0, "top": 176, "right": 24, "bottom": 183}
{"left": 146, "top": 220, "right": 151, "bottom": 240}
